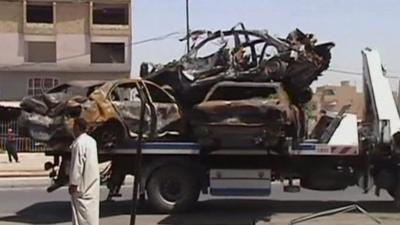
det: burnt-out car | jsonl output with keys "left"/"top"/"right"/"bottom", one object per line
{"left": 19, "top": 79, "right": 182, "bottom": 149}
{"left": 142, "top": 24, "right": 334, "bottom": 107}
{"left": 191, "top": 81, "right": 303, "bottom": 150}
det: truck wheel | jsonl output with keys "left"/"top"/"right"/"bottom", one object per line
{"left": 146, "top": 166, "right": 200, "bottom": 213}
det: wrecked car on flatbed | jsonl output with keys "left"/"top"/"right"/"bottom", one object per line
{"left": 191, "top": 81, "right": 303, "bottom": 150}
{"left": 19, "top": 79, "right": 182, "bottom": 149}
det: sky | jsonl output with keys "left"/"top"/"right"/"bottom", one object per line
{"left": 131, "top": 0, "right": 400, "bottom": 91}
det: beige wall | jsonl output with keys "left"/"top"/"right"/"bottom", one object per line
{"left": 0, "top": 33, "right": 25, "bottom": 64}
{"left": 0, "top": 1, "right": 22, "bottom": 33}
{"left": 56, "top": 2, "right": 89, "bottom": 34}
{"left": 57, "top": 34, "right": 91, "bottom": 64}
{"left": 0, "top": 1, "right": 24, "bottom": 64}
{"left": 0, "top": 71, "right": 129, "bottom": 100}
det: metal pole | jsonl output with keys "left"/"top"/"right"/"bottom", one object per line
{"left": 186, "top": 0, "right": 190, "bottom": 53}
{"left": 130, "top": 83, "right": 147, "bottom": 225}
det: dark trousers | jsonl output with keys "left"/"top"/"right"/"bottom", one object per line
{"left": 6, "top": 143, "right": 18, "bottom": 162}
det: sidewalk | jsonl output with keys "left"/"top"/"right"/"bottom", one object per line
{"left": 0, "top": 152, "right": 51, "bottom": 177}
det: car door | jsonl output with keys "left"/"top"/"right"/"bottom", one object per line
{"left": 110, "top": 81, "right": 153, "bottom": 138}
{"left": 143, "top": 81, "right": 182, "bottom": 136}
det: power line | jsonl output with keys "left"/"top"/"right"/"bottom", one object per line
{"left": 130, "top": 31, "right": 183, "bottom": 46}
{"left": 328, "top": 69, "right": 361, "bottom": 75}
{"left": 328, "top": 68, "right": 400, "bottom": 79}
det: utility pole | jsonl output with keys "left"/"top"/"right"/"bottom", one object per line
{"left": 186, "top": 0, "right": 190, "bottom": 53}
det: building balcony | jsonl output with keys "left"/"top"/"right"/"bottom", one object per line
{"left": 90, "top": 24, "right": 130, "bottom": 36}
{"left": 24, "top": 22, "right": 54, "bottom": 35}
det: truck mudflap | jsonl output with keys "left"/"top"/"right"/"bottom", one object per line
{"left": 209, "top": 169, "right": 271, "bottom": 196}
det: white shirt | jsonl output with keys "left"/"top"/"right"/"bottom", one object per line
{"left": 69, "top": 133, "right": 100, "bottom": 198}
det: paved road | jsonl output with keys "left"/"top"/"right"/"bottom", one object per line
{"left": 0, "top": 178, "right": 398, "bottom": 225}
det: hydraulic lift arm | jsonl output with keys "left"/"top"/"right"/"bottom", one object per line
{"left": 361, "top": 48, "right": 400, "bottom": 147}
{"left": 362, "top": 48, "right": 400, "bottom": 206}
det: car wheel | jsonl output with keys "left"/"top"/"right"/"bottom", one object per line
{"left": 147, "top": 166, "right": 200, "bottom": 213}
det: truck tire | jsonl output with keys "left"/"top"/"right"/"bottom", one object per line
{"left": 146, "top": 165, "right": 200, "bottom": 213}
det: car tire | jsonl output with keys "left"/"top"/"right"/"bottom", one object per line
{"left": 146, "top": 165, "right": 200, "bottom": 213}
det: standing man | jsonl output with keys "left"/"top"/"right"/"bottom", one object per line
{"left": 6, "top": 128, "right": 19, "bottom": 163}
{"left": 69, "top": 118, "right": 100, "bottom": 225}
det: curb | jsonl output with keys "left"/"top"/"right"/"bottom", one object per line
{"left": 0, "top": 171, "right": 48, "bottom": 178}
{"left": 0, "top": 177, "right": 51, "bottom": 189}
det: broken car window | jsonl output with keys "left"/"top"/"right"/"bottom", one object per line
{"left": 145, "top": 83, "right": 174, "bottom": 103}
{"left": 207, "top": 86, "right": 278, "bottom": 101}
{"left": 110, "top": 83, "right": 140, "bottom": 102}
{"left": 195, "top": 38, "right": 228, "bottom": 58}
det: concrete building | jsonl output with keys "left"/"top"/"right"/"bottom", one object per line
{"left": 310, "top": 81, "right": 365, "bottom": 120}
{"left": 0, "top": 0, "right": 131, "bottom": 100}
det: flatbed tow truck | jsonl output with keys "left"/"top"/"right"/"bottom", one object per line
{"left": 44, "top": 49, "right": 400, "bottom": 213}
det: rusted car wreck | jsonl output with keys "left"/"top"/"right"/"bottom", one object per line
{"left": 19, "top": 79, "right": 182, "bottom": 149}
{"left": 191, "top": 81, "right": 303, "bottom": 151}
{"left": 141, "top": 24, "right": 334, "bottom": 107}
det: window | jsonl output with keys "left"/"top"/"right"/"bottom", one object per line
{"left": 26, "top": 42, "right": 56, "bottom": 63}
{"left": 146, "top": 83, "right": 174, "bottom": 103}
{"left": 91, "top": 43, "right": 125, "bottom": 63}
{"left": 92, "top": 4, "right": 129, "bottom": 25}
{"left": 26, "top": 3, "right": 53, "bottom": 24}
{"left": 28, "top": 78, "right": 59, "bottom": 96}
{"left": 207, "top": 86, "right": 278, "bottom": 101}
{"left": 323, "top": 89, "right": 335, "bottom": 96}
{"left": 110, "top": 83, "right": 139, "bottom": 102}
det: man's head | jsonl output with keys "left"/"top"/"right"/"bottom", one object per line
{"left": 73, "top": 118, "right": 87, "bottom": 138}
{"left": 7, "top": 128, "right": 13, "bottom": 133}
